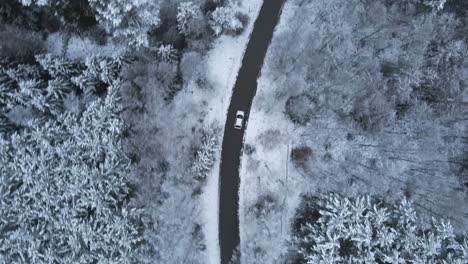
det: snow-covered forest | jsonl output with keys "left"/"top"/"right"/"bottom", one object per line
{"left": 0, "top": 53, "right": 143, "bottom": 263}
{"left": 290, "top": 193, "right": 468, "bottom": 263}
{"left": 241, "top": 0, "right": 468, "bottom": 262}
{"left": 0, "top": 0, "right": 255, "bottom": 263}
{"left": 2, "top": 0, "right": 467, "bottom": 263}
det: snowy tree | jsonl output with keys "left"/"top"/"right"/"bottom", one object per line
{"left": 18, "top": 0, "right": 50, "bottom": 6}
{"left": 15, "top": 79, "right": 45, "bottom": 109}
{"left": 424, "top": 0, "right": 447, "bottom": 10}
{"left": 0, "top": 114, "right": 14, "bottom": 133}
{"left": 177, "top": 1, "right": 205, "bottom": 37}
{"left": 13, "top": 0, "right": 97, "bottom": 31}
{"left": 0, "top": 53, "right": 126, "bottom": 125}
{"left": 190, "top": 126, "right": 219, "bottom": 181}
{"left": 0, "top": 72, "right": 16, "bottom": 108}
{"left": 209, "top": 2, "right": 245, "bottom": 36}
{"left": 88, "top": 0, "right": 161, "bottom": 48}
{"left": 156, "top": 44, "right": 178, "bottom": 63}
{"left": 71, "top": 55, "right": 127, "bottom": 95}
{"left": 35, "top": 53, "right": 81, "bottom": 77}
{"left": 84, "top": 55, "right": 125, "bottom": 85}
{"left": 4, "top": 63, "right": 41, "bottom": 82}
{"left": 292, "top": 193, "right": 468, "bottom": 263}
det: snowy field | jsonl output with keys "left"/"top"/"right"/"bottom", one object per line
{"left": 240, "top": 0, "right": 468, "bottom": 262}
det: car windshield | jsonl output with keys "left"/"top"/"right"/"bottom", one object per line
{"left": 237, "top": 115, "right": 242, "bottom": 118}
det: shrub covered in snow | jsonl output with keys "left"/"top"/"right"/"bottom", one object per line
{"left": 209, "top": 2, "right": 246, "bottom": 36}
{"left": 292, "top": 193, "right": 468, "bottom": 263}
{"left": 350, "top": 90, "right": 396, "bottom": 132}
{"left": 191, "top": 126, "right": 219, "bottom": 182}
{"left": 252, "top": 194, "right": 277, "bottom": 218}
{"left": 291, "top": 146, "right": 313, "bottom": 168}
{"left": 285, "top": 93, "right": 318, "bottom": 126}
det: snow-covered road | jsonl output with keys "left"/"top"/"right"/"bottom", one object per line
{"left": 216, "top": 0, "right": 286, "bottom": 262}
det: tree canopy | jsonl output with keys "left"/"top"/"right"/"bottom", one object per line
{"left": 292, "top": 193, "right": 468, "bottom": 263}
{"left": 0, "top": 54, "right": 147, "bottom": 263}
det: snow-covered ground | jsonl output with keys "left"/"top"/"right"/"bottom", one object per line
{"left": 202, "top": 1, "right": 263, "bottom": 263}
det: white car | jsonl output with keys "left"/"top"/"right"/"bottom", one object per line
{"left": 234, "top": 110, "right": 245, "bottom": 129}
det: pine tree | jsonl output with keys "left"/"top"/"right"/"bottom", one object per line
{"left": 14, "top": 79, "right": 44, "bottom": 107}
{"left": 177, "top": 1, "right": 204, "bottom": 37}
{"left": 35, "top": 53, "right": 81, "bottom": 78}
{"left": 72, "top": 55, "right": 125, "bottom": 94}
{"left": 156, "top": 44, "right": 178, "bottom": 63}
{"left": 423, "top": 0, "right": 447, "bottom": 10}
{"left": 88, "top": 0, "right": 161, "bottom": 48}
{"left": 0, "top": 114, "right": 14, "bottom": 133}
{"left": 0, "top": 72, "right": 16, "bottom": 108}
{"left": 4, "top": 63, "right": 41, "bottom": 82}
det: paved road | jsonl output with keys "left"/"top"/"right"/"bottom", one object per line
{"left": 218, "top": 0, "right": 285, "bottom": 263}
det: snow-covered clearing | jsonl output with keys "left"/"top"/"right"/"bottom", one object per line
{"left": 202, "top": 1, "right": 263, "bottom": 263}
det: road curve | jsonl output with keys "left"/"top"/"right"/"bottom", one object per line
{"left": 218, "top": 0, "right": 285, "bottom": 263}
